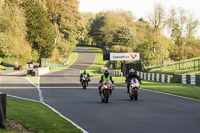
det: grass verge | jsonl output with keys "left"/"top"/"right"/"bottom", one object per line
{"left": 80, "top": 46, "right": 200, "bottom": 100}
{"left": 78, "top": 46, "right": 109, "bottom": 79}
{"left": 148, "top": 68, "right": 200, "bottom": 75}
{"left": 3, "top": 98, "right": 82, "bottom": 133}
{"left": 50, "top": 51, "right": 78, "bottom": 72}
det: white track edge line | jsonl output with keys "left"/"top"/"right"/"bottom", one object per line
{"left": 25, "top": 74, "right": 88, "bottom": 132}
{"left": 42, "top": 102, "right": 88, "bottom": 133}
{"left": 141, "top": 88, "right": 200, "bottom": 102}
{"left": 8, "top": 94, "right": 39, "bottom": 102}
{"left": 89, "top": 75, "right": 200, "bottom": 102}
{"left": 24, "top": 77, "right": 43, "bottom": 102}
{"left": 7, "top": 94, "right": 88, "bottom": 133}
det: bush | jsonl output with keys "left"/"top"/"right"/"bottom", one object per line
{"left": 111, "top": 45, "right": 133, "bottom": 53}
{"left": 110, "top": 45, "right": 132, "bottom": 69}
{"left": 112, "top": 61, "right": 121, "bottom": 69}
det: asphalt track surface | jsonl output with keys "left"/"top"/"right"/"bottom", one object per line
{"left": 1, "top": 48, "right": 200, "bottom": 133}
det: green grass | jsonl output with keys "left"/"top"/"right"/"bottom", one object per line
{"left": 0, "top": 65, "right": 5, "bottom": 70}
{"left": 0, "top": 57, "right": 5, "bottom": 70}
{"left": 146, "top": 57, "right": 200, "bottom": 75}
{"left": 25, "top": 76, "right": 39, "bottom": 86}
{"left": 3, "top": 57, "right": 28, "bottom": 67}
{"left": 5, "top": 98, "right": 82, "bottom": 133}
{"left": 148, "top": 68, "right": 200, "bottom": 75}
{"left": 0, "top": 129, "right": 15, "bottom": 133}
{"left": 50, "top": 51, "right": 78, "bottom": 72}
{"left": 80, "top": 46, "right": 200, "bottom": 100}
{"left": 78, "top": 46, "right": 109, "bottom": 79}
{"left": 142, "top": 81, "right": 200, "bottom": 100}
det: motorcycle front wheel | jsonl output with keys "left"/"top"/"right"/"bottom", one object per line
{"left": 134, "top": 89, "right": 138, "bottom": 101}
{"left": 83, "top": 84, "right": 86, "bottom": 89}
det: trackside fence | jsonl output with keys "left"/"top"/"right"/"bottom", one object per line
{"left": 177, "top": 74, "right": 200, "bottom": 85}
{"left": 143, "top": 59, "right": 200, "bottom": 71}
{"left": 49, "top": 55, "right": 71, "bottom": 69}
{"left": 137, "top": 72, "right": 172, "bottom": 83}
{"left": 137, "top": 71, "right": 200, "bottom": 85}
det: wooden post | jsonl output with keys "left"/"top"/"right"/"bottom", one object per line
{"left": 199, "top": 59, "right": 200, "bottom": 71}
{"left": 194, "top": 60, "right": 195, "bottom": 71}
{"left": 186, "top": 61, "right": 187, "bottom": 70}
{"left": 190, "top": 60, "right": 191, "bottom": 70}
{"left": 0, "top": 94, "right": 6, "bottom": 129}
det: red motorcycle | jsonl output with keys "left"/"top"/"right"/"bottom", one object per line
{"left": 81, "top": 76, "right": 89, "bottom": 89}
{"left": 100, "top": 80, "right": 114, "bottom": 103}
{"left": 129, "top": 78, "right": 140, "bottom": 101}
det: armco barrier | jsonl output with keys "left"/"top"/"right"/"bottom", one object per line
{"left": 5, "top": 67, "right": 14, "bottom": 71}
{"left": 110, "top": 70, "right": 121, "bottom": 76}
{"left": 99, "top": 67, "right": 121, "bottom": 76}
{"left": 49, "top": 55, "right": 71, "bottom": 69}
{"left": 180, "top": 74, "right": 200, "bottom": 85}
{"left": 137, "top": 72, "right": 172, "bottom": 83}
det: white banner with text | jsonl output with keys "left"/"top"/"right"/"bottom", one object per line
{"left": 110, "top": 53, "right": 140, "bottom": 61}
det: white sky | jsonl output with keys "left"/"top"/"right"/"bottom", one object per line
{"left": 79, "top": 0, "right": 200, "bottom": 19}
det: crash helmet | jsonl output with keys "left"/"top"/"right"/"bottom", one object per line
{"left": 83, "top": 70, "right": 86, "bottom": 75}
{"left": 129, "top": 69, "right": 136, "bottom": 76}
{"left": 104, "top": 70, "right": 109, "bottom": 78}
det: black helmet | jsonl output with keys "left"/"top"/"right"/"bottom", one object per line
{"left": 104, "top": 70, "right": 109, "bottom": 78}
{"left": 129, "top": 69, "right": 135, "bottom": 76}
{"left": 83, "top": 70, "right": 86, "bottom": 74}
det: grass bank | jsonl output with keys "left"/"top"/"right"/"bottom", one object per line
{"left": 147, "top": 57, "right": 200, "bottom": 75}
{"left": 26, "top": 51, "right": 78, "bottom": 85}
{"left": 1, "top": 50, "right": 81, "bottom": 133}
{"left": 2, "top": 99, "right": 81, "bottom": 133}
{"left": 80, "top": 46, "right": 200, "bottom": 100}
{"left": 148, "top": 67, "right": 200, "bottom": 75}
{"left": 78, "top": 46, "right": 109, "bottom": 79}
{"left": 50, "top": 51, "right": 78, "bottom": 72}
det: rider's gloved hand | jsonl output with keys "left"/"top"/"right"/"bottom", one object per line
{"left": 112, "top": 80, "right": 114, "bottom": 84}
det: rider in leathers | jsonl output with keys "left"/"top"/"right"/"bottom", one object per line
{"left": 98, "top": 70, "right": 114, "bottom": 94}
{"left": 80, "top": 70, "right": 90, "bottom": 86}
{"left": 125, "top": 69, "right": 141, "bottom": 93}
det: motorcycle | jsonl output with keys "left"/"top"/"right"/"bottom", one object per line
{"left": 129, "top": 78, "right": 140, "bottom": 101}
{"left": 100, "top": 80, "right": 114, "bottom": 103}
{"left": 81, "top": 76, "right": 89, "bottom": 89}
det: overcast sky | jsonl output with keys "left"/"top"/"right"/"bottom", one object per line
{"left": 79, "top": 0, "right": 200, "bottom": 19}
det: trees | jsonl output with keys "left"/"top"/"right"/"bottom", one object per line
{"left": 88, "top": 12, "right": 105, "bottom": 45}
{"left": 112, "top": 26, "right": 134, "bottom": 47}
{"left": 168, "top": 8, "right": 199, "bottom": 60}
{"left": 79, "top": 12, "right": 94, "bottom": 45}
{"left": 23, "top": 0, "right": 56, "bottom": 59}
{"left": 148, "top": 3, "right": 168, "bottom": 53}
{"left": 89, "top": 10, "right": 134, "bottom": 46}
{"left": 0, "top": 0, "right": 32, "bottom": 60}
{"left": 46, "top": 0, "right": 83, "bottom": 57}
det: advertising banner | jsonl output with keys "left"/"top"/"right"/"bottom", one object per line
{"left": 110, "top": 53, "right": 140, "bottom": 61}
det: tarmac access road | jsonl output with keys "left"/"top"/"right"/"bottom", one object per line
{"left": 39, "top": 48, "right": 200, "bottom": 133}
